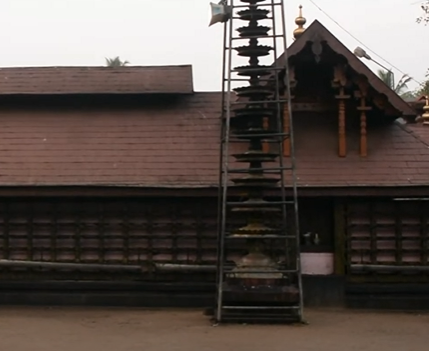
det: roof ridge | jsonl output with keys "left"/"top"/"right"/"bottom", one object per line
{"left": 0, "top": 64, "right": 192, "bottom": 70}
{"left": 0, "top": 65, "right": 194, "bottom": 95}
{"left": 395, "top": 120, "right": 429, "bottom": 148}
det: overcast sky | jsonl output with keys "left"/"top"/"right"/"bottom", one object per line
{"left": 0, "top": 0, "right": 426, "bottom": 91}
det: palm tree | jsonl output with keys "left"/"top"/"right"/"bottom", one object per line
{"left": 377, "top": 69, "right": 394, "bottom": 89}
{"left": 395, "top": 74, "right": 413, "bottom": 97}
{"left": 105, "top": 56, "right": 130, "bottom": 67}
{"left": 377, "top": 69, "right": 412, "bottom": 97}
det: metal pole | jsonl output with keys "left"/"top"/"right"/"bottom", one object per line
{"left": 393, "top": 198, "right": 429, "bottom": 201}
{"left": 279, "top": 0, "right": 303, "bottom": 323}
{"left": 216, "top": 0, "right": 235, "bottom": 323}
{"left": 270, "top": 0, "right": 288, "bottom": 258}
{"left": 215, "top": 1, "right": 230, "bottom": 315}
{"left": 0, "top": 259, "right": 143, "bottom": 272}
{"left": 154, "top": 263, "right": 217, "bottom": 272}
{"left": 351, "top": 264, "right": 429, "bottom": 272}
{"left": 0, "top": 260, "right": 218, "bottom": 273}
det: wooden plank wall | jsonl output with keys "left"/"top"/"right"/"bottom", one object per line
{"left": 345, "top": 200, "right": 429, "bottom": 282}
{"left": 0, "top": 196, "right": 334, "bottom": 282}
{"left": 0, "top": 197, "right": 220, "bottom": 281}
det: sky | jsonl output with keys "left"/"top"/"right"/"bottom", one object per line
{"left": 0, "top": 0, "right": 426, "bottom": 92}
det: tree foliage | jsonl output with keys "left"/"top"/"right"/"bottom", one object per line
{"left": 416, "top": 70, "right": 429, "bottom": 97}
{"left": 377, "top": 69, "right": 412, "bottom": 97}
{"left": 416, "top": 2, "right": 429, "bottom": 98}
{"left": 105, "top": 56, "right": 130, "bottom": 67}
{"left": 417, "top": 1, "right": 429, "bottom": 24}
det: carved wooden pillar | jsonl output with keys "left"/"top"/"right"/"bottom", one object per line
{"left": 355, "top": 90, "right": 372, "bottom": 157}
{"left": 332, "top": 65, "right": 349, "bottom": 157}
{"left": 354, "top": 77, "right": 371, "bottom": 157}
{"left": 335, "top": 88, "right": 350, "bottom": 157}
{"left": 359, "top": 103, "right": 368, "bottom": 156}
{"left": 283, "top": 66, "right": 296, "bottom": 157}
{"left": 283, "top": 104, "right": 291, "bottom": 156}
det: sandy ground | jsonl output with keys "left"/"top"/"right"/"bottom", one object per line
{"left": 0, "top": 307, "right": 428, "bottom": 351}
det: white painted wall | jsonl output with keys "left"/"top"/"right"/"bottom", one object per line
{"left": 301, "top": 253, "right": 334, "bottom": 275}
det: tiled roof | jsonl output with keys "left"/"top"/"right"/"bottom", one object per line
{"left": 401, "top": 123, "right": 429, "bottom": 148}
{"left": 0, "top": 92, "right": 428, "bottom": 188}
{"left": 290, "top": 118, "right": 429, "bottom": 187}
{"left": 0, "top": 65, "right": 193, "bottom": 95}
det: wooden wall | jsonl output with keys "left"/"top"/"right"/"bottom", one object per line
{"left": 3, "top": 195, "right": 427, "bottom": 284}
{"left": 0, "top": 197, "right": 217, "bottom": 281}
{"left": 342, "top": 199, "right": 429, "bottom": 282}
{"left": 0, "top": 196, "right": 334, "bottom": 281}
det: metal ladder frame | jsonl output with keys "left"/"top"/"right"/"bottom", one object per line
{"left": 215, "top": 0, "right": 303, "bottom": 323}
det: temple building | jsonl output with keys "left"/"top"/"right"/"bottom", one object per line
{"left": 0, "top": 8, "right": 428, "bottom": 309}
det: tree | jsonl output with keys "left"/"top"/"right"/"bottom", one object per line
{"left": 377, "top": 69, "right": 412, "bottom": 97}
{"left": 105, "top": 56, "right": 130, "bottom": 67}
{"left": 416, "top": 70, "right": 429, "bottom": 97}
{"left": 415, "top": 3, "right": 429, "bottom": 97}
{"left": 417, "top": 1, "right": 429, "bottom": 24}
{"left": 377, "top": 69, "right": 394, "bottom": 89}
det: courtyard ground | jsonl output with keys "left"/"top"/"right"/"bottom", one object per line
{"left": 0, "top": 307, "right": 427, "bottom": 351}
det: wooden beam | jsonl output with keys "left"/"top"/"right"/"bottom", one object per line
{"left": 351, "top": 264, "right": 429, "bottom": 272}
{"left": 334, "top": 200, "right": 346, "bottom": 275}
{"left": 291, "top": 102, "right": 336, "bottom": 112}
{"left": 2, "top": 185, "right": 429, "bottom": 198}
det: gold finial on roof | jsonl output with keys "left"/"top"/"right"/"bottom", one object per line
{"left": 423, "top": 96, "right": 429, "bottom": 125}
{"left": 293, "top": 5, "right": 306, "bottom": 40}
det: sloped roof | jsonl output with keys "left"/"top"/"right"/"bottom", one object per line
{"left": 0, "top": 91, "right": 428, "bottom": 188}
{"left": 0, "top": 65, "right": 194, "bottom": 95}
{"left": 277, "top": 20, "right": 415, "bottom": 117}
{"left": 401, "top": 122, "right": 429, "bottom": 147}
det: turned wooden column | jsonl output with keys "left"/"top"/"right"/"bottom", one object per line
{"left": 282, "top": 66, "right": 296, "bottom": 157}
{"left": 355, "top": 90, "right": 372, "bottom": 157}
{"left": 334, "top": 87, "right": 350, "bottom": 157}
{"left": 332, "top": 65, "right": 350, "bottom": 157}
{"left": 283, "top": 103, "right": 292, "bottom": 156}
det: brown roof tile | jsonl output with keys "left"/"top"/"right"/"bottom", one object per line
{"left": 400, "top": 123, "right": 429, "bottom": 148}
{"left": 0, "top": 92, "right": 428, "bottom": 188}
{"left": 0, "top": 65, "right": 193, "bottom": 95}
